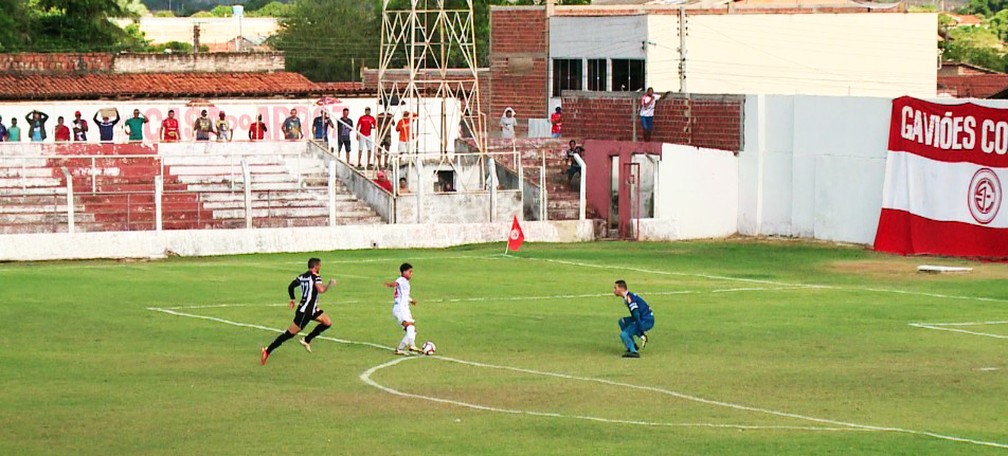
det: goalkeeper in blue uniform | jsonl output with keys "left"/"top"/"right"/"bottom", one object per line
{"left": 614, "top": 280, "right": 654, "bottom": 358}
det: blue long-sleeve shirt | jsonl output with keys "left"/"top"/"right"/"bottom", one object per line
{"left": 624, "top": 291, "right": 653, "bottom": 327}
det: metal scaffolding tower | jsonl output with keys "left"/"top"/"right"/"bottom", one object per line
{"left": 377, "top": 0, "right": 485, "bottom": 158}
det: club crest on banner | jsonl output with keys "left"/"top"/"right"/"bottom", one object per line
{"left": 968, "top": 168, "right": 1002, "bottom": 225}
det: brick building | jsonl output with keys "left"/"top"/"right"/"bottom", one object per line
{"left": 488, "top": 1, "right": 937, "bottom": 145}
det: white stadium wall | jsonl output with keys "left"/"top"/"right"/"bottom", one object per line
{"left": 0, "top": 221, "right": 595, "bottom": 262}
{"left": 738, "top": 94, "right": 893, "bottom": 244}
{"left": 638, "top": 144, "right": 738, "bottom": 240}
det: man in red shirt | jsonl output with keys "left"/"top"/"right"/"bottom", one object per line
{"left": 249, "top": 113, "right": 268, "bottom": 141}
{"left": 395, "top": 112, "right": 414, "bottom": 156}
{"left": 160, "top": 109, "right": 180, "bottom": 142}
{"left": 373, "top": 170, "right": 394, "bottom": 193}
{"left": 357, "top": 107, "right": 377, "bottom": 169}
{"left": 550, "top": 106, "right": 562, "bottom": 138}
{"left": 54, "top": 116, "right": 71, "bottom": 142}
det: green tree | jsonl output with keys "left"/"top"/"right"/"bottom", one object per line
{"left": 272, "top": 0, "right": 591, "bottom": 81}
{"left": 30, "top": 0, "right": 146, "bottom": 51}
{"left": 0, "top": 0, "right": 30, "bottom": 51}
{"left": 247, "top": 1, "right": 290, "bottom": 17}
{"left": 269, "top": 0, "right": 381, "bottom": 81}
{"left": 961, "top": 0, "right": 1008, "bottom": 16}
{"left": 207, "top": 4, "right": 231, "bottom": 17}
{"left": 940, "top": 21, "right": 1008, "bottom": 71}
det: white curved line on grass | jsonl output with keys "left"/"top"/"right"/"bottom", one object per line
{"left": 149, "top": 306, "right": 1008, "bottom": 449}
{"left": 358, "top": 356, "right": 868, "bottom": 432}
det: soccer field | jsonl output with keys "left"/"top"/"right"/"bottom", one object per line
{"left": 1, "top": 240, "right": 1006, "bottom": 455}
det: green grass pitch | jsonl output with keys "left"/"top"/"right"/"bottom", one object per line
{"left": 1, "top": 240, "right": 1006, "bottom": 455}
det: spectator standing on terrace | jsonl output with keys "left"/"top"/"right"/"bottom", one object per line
{"left": 550, "top": 106, "right": 562, "bottom": 138}
{"left": 337, "top": 108, "right": 354, "bottom": 165}
{"left": 373, "top": 170, "right": 393, "bottom": 193}
{"left": 376, "top": 111, "right": 394, "bottom": 169}
{"left": 639, "top": 87, "right": 660, "bottom": 142}
{"left": 282, "top": 109, "right": 303, "bottom": 141}
{"left": 215, "top": 112, "right": 232, "bottom": 142}
{"left": 160, "top": 109, "right": 180, "bottom": 142}
{"left": 0, "top": 116, "right": 7, "bottom": 141}
{"left": 124, "top": 109, "right": 147, "bottom": 142}
{"left": 7, "top": 118, "right": 21, "bottom": 142}
{"left": 249, "top": 114, "right": 267, "bottom": 141}
{"left": 94, "top": 109, "right": 120, "bottom": 142}
{"left": 312, "top": 111, "right": 333, "bottom": 144}
{"left": 72, "top": 111, "right": 88, "bottom": 141}
{"left": 357, "top": 107, "right": 376, "bottom": 169}
{"left": 54, "top": 116, "right": 70, "bottom": 142}
{"left": 499, "top": 107, "right": 517, "bottom": 139}
{"left": 193, "top": 110, "right": 213, "bottom": 141}
{"left": 25, "top": 110, "right": 48, "bottom": 142}
{"left": 398, "top": 177, "right": 409, "bottom": 195}
{"left": 395, "top": 112, "right": 414, "bottom": 155}
{"left": 564, "top": 139, "right": 583, "bottom": 188}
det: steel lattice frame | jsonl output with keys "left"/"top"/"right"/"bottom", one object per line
{"left": 378, "top": 0, "right": 485, "bottom": 158}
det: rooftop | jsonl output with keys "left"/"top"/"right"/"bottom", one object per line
{"left": 0, "top": 71, "right": 341, "bottom": 101}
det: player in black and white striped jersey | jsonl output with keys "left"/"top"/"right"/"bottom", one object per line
{"left": 261, "top": 258, "right": 336, "bottom": 365}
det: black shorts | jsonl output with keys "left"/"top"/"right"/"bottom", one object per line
{"left": 338, "top": 137, "right": 351, "bottom": 152}
{"left": 293, "top": 307, "right": 324, "bottom": 329}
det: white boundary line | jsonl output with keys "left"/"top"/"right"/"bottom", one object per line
{"left": 525, "top": 257, "right": 1008, "bottom": 304}
{"left": 158, "top": 286, "right": 812, "bottom": 310}
{"left": 149, "top": 306, "right": 1008, "bottom": 449}
{"left": 909, "top": 323, "right": 1008, "bottom": 340}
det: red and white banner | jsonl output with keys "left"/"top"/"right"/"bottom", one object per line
{"left": 875, "top": 96, "right": 1008, "bottom": 258}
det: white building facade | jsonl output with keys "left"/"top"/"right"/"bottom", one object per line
{"left": 548, "top": 9, "right": 937, "bottom": 108}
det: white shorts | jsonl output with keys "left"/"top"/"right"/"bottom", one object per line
{"left": 392, "top": 305, "right": 414, "bottom": 325}
{"left": 359, "top": 136, "right": 373, "bottom": 151}
{"left": 398, "top": 141, "right": 410, "bottom": 154}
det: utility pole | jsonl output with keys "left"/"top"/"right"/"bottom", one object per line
{"left": 677, "top": 7, "right": 687, "bottom": 93}
{"left": 193, "top": 23, "right": 201, "bottom": 53}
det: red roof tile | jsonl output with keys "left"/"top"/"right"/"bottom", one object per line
{"left": 0, "top": 72, "right": 367, "bottom": 100}
{"left": 937, "top": 74, "right": 1008, "bottom": 99}
{"left": 314, "top": 81, "right": 369, "bottom": 94}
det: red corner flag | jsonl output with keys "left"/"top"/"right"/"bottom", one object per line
{"left": 506, "top": 215, "right": 525, "bottom": 252}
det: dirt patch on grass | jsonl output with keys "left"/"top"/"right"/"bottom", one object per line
{"left": 828, "top": 258, "right": 1008, "bottom": 280}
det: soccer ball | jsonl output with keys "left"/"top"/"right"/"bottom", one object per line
{"left": 421, "top": 340, "right": 436, "bottom": 355}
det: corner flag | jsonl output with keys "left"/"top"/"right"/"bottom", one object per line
{"left": 506, "top": 215, "right": 525, "bottom": 252}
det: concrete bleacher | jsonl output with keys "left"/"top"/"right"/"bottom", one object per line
{"left": 0, "top": 142, "right": 382, "bottom": 234}
{"left": 483, "top": 138, "right": 586, "bottom": 221}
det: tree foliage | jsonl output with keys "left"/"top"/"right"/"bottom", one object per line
{"left": 269, "top": 0, "right": 381, "bottom": 82}
{"left": 960, "top": 0, "right": 1008, "bottom": 16}
{"left": 272, "top": 0, "right": 591, "bottom": 81}
{"left": 2, "top": 0, "right": 146, "bottom": 52}
{"left": 247, "top": 1, "right": 290, "bottom": 17}
{"left": 940, "top": 13, "right": 1008, "bottom": 72}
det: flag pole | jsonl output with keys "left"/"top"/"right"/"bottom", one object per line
{"left": 503, "top": 219, "right": 510, "bottom": 256}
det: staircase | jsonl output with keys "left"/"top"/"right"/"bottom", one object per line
{"left": 484, "top": 138, "right": 587, "bottom": 221}
{"left": 160, "top": 147, "right": 382, "bottom": 229}
{"left": 0, "top": 143, "right": 384, "bottom": 234}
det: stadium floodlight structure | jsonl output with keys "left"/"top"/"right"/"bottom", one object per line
{"left": 377, "top": 0, "right": 486, "bottom": 163}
